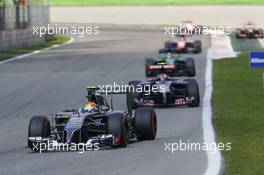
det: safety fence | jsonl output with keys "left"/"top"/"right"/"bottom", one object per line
{"left": 0, "top": 0, "right": 49, "bottom": 51}
{"left": 0, "top": 0, "right": 49, "bottom": 30}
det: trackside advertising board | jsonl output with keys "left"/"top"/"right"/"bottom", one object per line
{"left": 250, "top": 51, "right": 264, "bottom": 68}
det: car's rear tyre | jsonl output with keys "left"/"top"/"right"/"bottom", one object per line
{"left": 146, "top": 58, "right": 154, "bottom": 65}
{"left": 135, "top": 107, "right": 157, "bottom": 140}
{"left": 108, "top": 114, "right": 128, "bottom": 148}
{"left": 185, "top": 58, "right": 196, "bottom": 77}
{"left": 28, "top": 116, "right": 50, "bottom": 151}
{"left": 165, "top": 42, "right": 172, "bottom": 49}
{"left": 185, "top": 79, "right": 200, "bottom": 107}
{"left": 197, "top": 25, "right": 203, "bottom": 34}
{"left": 193, "top": 40, "right": 202, "bottom": 53}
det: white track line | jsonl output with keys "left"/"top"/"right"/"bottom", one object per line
{"left": 0, "top": 37, "right": 74, "bottom": 65}
{"left": 211, "top": 34, "right": 236, "bottom": 60}
{"left": 225, "top": 35, "right": 236, "bottom": 58}
{"left": 203, "top": 48, "right": 221, "bottom": 175}
{"left": 258, "top": 39, "right": 264, "bottom": 48}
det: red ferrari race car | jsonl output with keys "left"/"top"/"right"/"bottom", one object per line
{"left": 159, "top": 37, "right": 202, "bottom": 54}
{"left": 235, "top": 21, "right": 263, "bottom": 39}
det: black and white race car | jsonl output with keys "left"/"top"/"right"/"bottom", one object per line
{"left": 27, "top": 86, "right": 157, "bottom": 152}
{"left": 128, "top": 73, "right": 200, "bottom": 108}
{"left": 235, "top": 21, "right": 264, "bottom": 39}
{"left": 159, "top": 37, "right": 202, "bottom": 54}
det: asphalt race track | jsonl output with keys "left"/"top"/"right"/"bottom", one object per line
{"left": 0, "top": 26, "right": 210, "bottom": 175}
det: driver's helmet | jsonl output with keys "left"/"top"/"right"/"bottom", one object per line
{"left": 157, "top": 73, "right": 168, "bottom": 83}
{"left": 245, "top": 21, "right": 254, "bottom": 28}
{"left": 178, "top": 34, "right": 185, "bottom": 38}
{"left": 178, "top": 36, "right": 187, "bottom": 41}
{"left": 165, "top": 52, "right": 172, "bottom": 59}
{"left": 82, "top": 102, "right": 97, "bottom": 113}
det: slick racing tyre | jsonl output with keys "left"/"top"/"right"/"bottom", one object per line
{"left": 108, "top": 114, "right": 128, "bottom": 148}
{"left": 193, "top": 40, "right": 202, "bottom": 54}
{"left": 28, "top": 116, "right": 51, "bottom": 151}
{"left": 185, "top": 58, "right": 196, "bottom": 77}
{"left": 197, "top": 25, "right": 204, "bottom": 34}
{"left": 164, "top": 41, "right": 173, "bottom": 49}
{"left": 135, "top": 107, "right": 157, "bottom": 140}
{"left": 186, "top": 79, "right": 200, "bottom": 107}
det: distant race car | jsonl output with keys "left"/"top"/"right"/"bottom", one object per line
{"left": 180, "top": 20, "right": 203, "bottom": 35}
{"left": 128, "top": 73, "right": 200, "bottom": 108}
{"left": 27, "top": 86, "right": 157, "bottom": 152}
{"left": 159, "top": 37, "right": 202, "bottom": 54}
{"left": 145, "top": 53, "right": 195, "bottom": 77}
{"left": 235, "top": 21, "right": 263, "bottom": 39}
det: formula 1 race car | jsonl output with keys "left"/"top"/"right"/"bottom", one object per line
{"left": 159, "top": 37, "right": 202, "bottom": 54}
{"left": 180, "top": 20, "right": 203, "bottom": 35}
{"left": 27, "top": 86, "right": 157, "bottom": 152}
{"left": 128, "top": 73, "right": 200, "bottom": 108}
{"left": 145, "top": 53, "right": 195, "bottom": 77}
{"left": 235, "top": 21, "right": 264, "bottom": 39}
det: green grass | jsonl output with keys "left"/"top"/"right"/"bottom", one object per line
{"left": 49, "top": 0, "right": 264, "bottom": 6}
{"left": 0, "top": 35, "right": 70, "bottom": 62}
{"left": 213, "top": 53, "right": 264, "bottom": 175}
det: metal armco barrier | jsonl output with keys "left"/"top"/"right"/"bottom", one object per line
{"left": 15, "top": 0, "right": 29, "bottom": 29}
{"left": 0, "top": 3, "right": 4, "bottom": 29}
{"left": 0, "top": 0, "right": 49, "bottom": 51}
{"left": 0, "top": 1, "right": 16, "bottom": 30}
{"left": 0, "top": 0, "right": 48, "bottom": 30}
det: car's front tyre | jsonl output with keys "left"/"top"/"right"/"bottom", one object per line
{"left": 185, "top": 79, "right": 200, "bottom": 107}
{"left": 193, "top": 40, "right": 202, "bottom": 53}
{"left": 28, "top": 116, "right": 51, "bottom": 151}
{"left": 108, "top": 114, "right": 128, "bottom": 148}
{"left": 185, "top": 57, "right": 196, "bottom": 77}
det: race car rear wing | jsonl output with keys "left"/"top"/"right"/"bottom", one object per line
{"left": 159, "top": 48, "right": 180, "bottom": 54}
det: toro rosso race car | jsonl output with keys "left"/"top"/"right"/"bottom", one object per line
{"left": 128, "top": 73, "right": 200, "bottom": 108}
{"left": 159, "top": 37, "right": 202, "bottom": 54}
{"left": 145, "top": 53, "right": 195, "bottom": 77}
{"left": 27, "top": 86, "right": 157, "bottom": 152}
{"left": 235, "top": 21, "right": 263, "bottom": 39}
